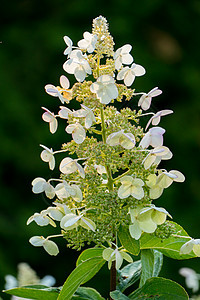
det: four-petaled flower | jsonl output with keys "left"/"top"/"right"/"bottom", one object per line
{"left": 55, "top": 182, "right": 83, "bottom": 202}
{"left": 29, "top": 236, "right": 59, "bottom": 256}
{"left": 32, "top": 177, "right": 55, "bottom": 199}
{"left": 106, "top": 130, "right": 136, "bottom": 149}
{"left": 65, "top": 122, "right": 86, "bottom": 144}
{"left": 63, "top": 50, "right": 92, "bottom": 82}
{"left": 45, "top": 75, "right": 72, "bottom": 104}
{"left": 60, "top": 213, "right": 96, "bottom": 232}
{"left": 139, "top": 127, "right": 165, "bottom": 148}
{"left": 102, "top": 246, "right": 133, "bottom": 270}
{"left": 146, "top": 174, "right": 164, "bottom": 199}
{"left": 180, "top": 239, "right": 200, "bottom": 257}
{"left": 42, "top": 107, "right": 58, "bottom": 134}
{"left": 73, "top": 104, "right": 96, "bottom": 129}
{"left": 117, "top": 63, "right": 146, "bottom": 87}
{"left": 143, "top": 146, "right": 172, "bottom": 169}
{"left": 58, "top": 106, "right": 73, "bottom": 119}
{"left": 138, "top": 87, "right": 162, "bottom": 111}
{"left": 145, "top": 109, "right": 173, "bottom": 130}
{"left": 59, "top": 157, "right": 85, "bottom": 178}
{"left": 63, "top": 36, "right": 73, "bottom": 56}
{"left": 90, "top": 75, "right": 118, "bottom": 104}
{"left": 157, "top": 170, "right": 185, "bottom": 188}
{"left": 118, "top": 176, "right": 144, "bottom": 199}
{"left": 40, "top": 144, "right": 55, "bottom": 170}
{"left": 78, "top": 31, "right": 97, "bottom": 53}
{"left": 114, "top": 44, "right": 133, "bottom": 70}
{"left": 27, "top": 210, "right": 56, "bottom": 227}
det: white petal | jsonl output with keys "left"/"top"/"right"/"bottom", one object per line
{"left": 29, "top": 236, "right": 45, "bottom": 247}
{"left": 59, "top": 157, "right": 76, "bottom": 174}
{"left": 43, "top": 240, "right": 59, "bottom": 256}
{"left": 49, "top": 118, "right": 58, "bottom": 134}
{"left": 60, "top": 75, "right": 70, "bottom": 89}
{"left": 129, "top": 222, "right": 142, "bottom": 240}
{"left": 118, "top": 184, "right": 131, "bottom": 199}
{"left": 124, "top": 71, "right": 135, "bottom": 86}
{"left": 131, "top": 63, "right": 146, "bottom": 76}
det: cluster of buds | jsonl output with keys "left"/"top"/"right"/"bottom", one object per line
{"left": 28, "top": 16, "right": 191, "bottom": 266}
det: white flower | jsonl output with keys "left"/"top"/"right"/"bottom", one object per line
{"left": 106, "top": 130, "right": 136, "bottom": 149}
{"left": 118, "top": 176, "right": 144, "bottom": 200}
{"left": 63, "top": 50, "right": 92, "bottom": 82}
{"left": 94, "top": 164, "right": 107, "bottom": 174}
{"left": 157, "top": 170, "right": 185, "bottom": 188}
{"left": 146, "top": 174, "right": 164, "bottom": 199}
{"left": 29, "top": 236, "right": 59, "bottom": 256}
{"left": 60, "top": 213, "right": 96, "bottom": 232}
{"left": 59, "top": 157, "right": 85, "bottom": 178}
{"left": 31, "top": 177, "right": 55, "bottom": 199}
{"left": 63, "top": 36, "right": 73, "bottom": 56}
{"left": 139, "top": 127, "right": 165, "bottom": 148}
{"left": 47, "top": 202, "right": 71, "bottom": 221}
{"left": 90, "top": 75, "right": 118, "bottom": 104}
{"left": 55, "top": 182, "right": 82, "bottom": 202}
{"left": 179, "top": 268, "right": 199, "bottom": 292}
{"left": 117, "top": 63, "right": 146, "bottom": 86}
{"left": 40, "top": 145, "right": 55, "bottom": 170}
{"left": 143, "top": 146, "right": 172, "bottom": 169}
{"left": 58, "top": 106, "right": 73, "bottom": 119}
{"left": 180, "top": 239, "right": 200, "bottom": 257}
{"left": 73, "top": 104, "right": 96, "bottom": 129}
{"left": 145, "top": 109, "right": 173, "bottom": 130}
{"left": 114, "top": 44, "right": 133, "bottom": 70}
{"left": 102, "top": 247, "right": 133, "bottom": 270}
{"left": 129, "top": 207, "right": 157, "bottom": 240}
{"left": 138, "top": 87, "right": 162, "bottom": 111}
{"left": 45, "top": 75, "right": 72, "bottom": 104}
{"left": 27, "top": 210, "right": 56, "bottom": 227}
{"left": 42, "top": 107, "right": 58, "bottom": 134}
{"left": 78, "top": 31, "right": 97, "bottom": 53}
{"left": 140, "top": 204, "right": 172, "bottom": 225}
{"left": 65, "top": 122, "right": 86, "bottom": 144}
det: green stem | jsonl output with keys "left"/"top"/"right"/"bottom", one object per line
{"left": 113, "top": 169, "right": 131, "bottom": 182}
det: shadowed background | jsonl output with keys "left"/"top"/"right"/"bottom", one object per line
{"left": 1, "top": 0, "right": 200, "bottom": 298}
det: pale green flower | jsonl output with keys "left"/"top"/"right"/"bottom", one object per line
{"left": 27, "top": 210, "right": 56, "bottom": 227}
{"left": 106, "top": 130, "right": 135, "bottom": 149}
{"left": 31, "top": 177, "right": 55, "bottom": 199}
{"left": 180, "top": 239, "right": 200, "bottom": 257}
{"left": 118, "top": 176, "right": 144, "bottom": 199}
{"left": 66, "top": 122, "right": 86, "bottom": 144}
{"left": 102, "top": 247, "right": 133, "bottom": 270}
{"left": 41, "top": 107, "right": 58, "bottom": 134}
{"left": 29, "top": 236, "right": 59, "bottom": 256}
{"left": 157, "top": 170, "right": 185, "bottom": 188}
{"left": 59, "top": 157, "right": 85, "bottom": 178}
{"left": 143, "top": 146, "right": 172, "bottom": 169}
{"left": 60, "top": 213, "right": 96, "bottom": 232}
{"left": 146, "top": 174, "right": 164, "bottom": 199}
{"left": 40, "top": 144, "right": 55, "bottom": 170}
{"left": 90, "top": 75, "right": 118, "bottom": 104}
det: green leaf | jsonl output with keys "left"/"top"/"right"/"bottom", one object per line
{"left": 76, "top": 248, "right": 103, "bottom": 266}
{"left": 58, "top": 257, "right": 105, "bottom": 300}
{"left": 4, "top": 285, "right": 60, "bottom": 300}
{"left": 110, "top": 290, "right": 130, "bottom": 300}
{"left": 72, "top": 287, "right": 105, "bottom": 299}
{"left": 139, "top": 250, "right": 163, "bottom": 287}
{"left": 129, "top": 277, "right": 189, "bottom": 299}
{"left": 118, "top": 225, "right": 140, "bottom": 255}
{"left": 117, "top": 260, "right": 141, "bottom": 292}
{"left": 140, "top": 221, "right": 196, "bottom": 259}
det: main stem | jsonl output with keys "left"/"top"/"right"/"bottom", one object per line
{"left": 98, "top": 56, "right": 116, "bottom": 298}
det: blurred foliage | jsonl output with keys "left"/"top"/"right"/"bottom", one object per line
{"left": 1, "top": 0, "right": 200, "bottom": 298}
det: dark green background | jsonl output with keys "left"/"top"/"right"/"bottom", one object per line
{"left": 1, "top": 0, "right": 200, "bottom": 298}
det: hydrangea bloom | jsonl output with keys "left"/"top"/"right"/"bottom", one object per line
{"left": 138, "top": 87, "right": 162, "bottom": 111}
{"left": 180, "top": 239, "right": 200, "bottom": 257}
{"left": 145, "top": 109, "right": 173, "bottom": 130}
{"left": 60, "top": 213, "right": 96, "bottom": 232}
{"left": 27, "top": 210, "right": 56, "bottom": 227}
{"left": 143, "top": 146, "right": 172, "bottom": 169}
{"left": 59, "top": 157, "right": 85, "bottom": 178}
{"left": 42, "top": 107, "right": 58, "bottom": 134}
{"left": 117, "top": 63, "right": 146, "bottom": 87}
{"left": 29, "top": 236, "right": 59, "bottom": 256}
{"left": 58, "top": 106, "right": 73, "bottom": 119}
{"left": 65, "top": 122, "right": 86, "bottom": 144}
{"left": 102, "top": 247, "right": 133, "bottom": 270}
{"left": 63, "top": 36, "right": 73, "bottom": 56}
{"left": 90, "top": 75, "right": 118, "bottom": 104}
{"left": 118, "top": 176, "right": 144, "bottom": 199}
{"left": 146, "top": 174, "right": 164, "bottom": 199}
{"left": 139, "top": 127, "right": 165, "bottom": 148}
{"left": 73, "top": 104, "right": 96, "bottom": 129}
{"left": 63, "top": 50, "right": 92, "bottom": 82}
{"left": 113, "top": 44, "right": 133, "bottom": 70}
{"left": 31, "top": 177, "right": 55, "bottom": 199}
{"left": 45, "top": 75, "right": 72, "bottom": 104}
{"left": 179, "top": 268, "right": 199, "bottom": 292}
{"left": 78, "top": 31, "right": 97, "bottom": 53}
{"left": 106, "top": 130, "right": 136, "bottom": 149}
{"left": 157, "top": 170, "right": 185, "bottom": 188}
{"left": 40, "top": 145, "right": 55, "bottom": 170}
